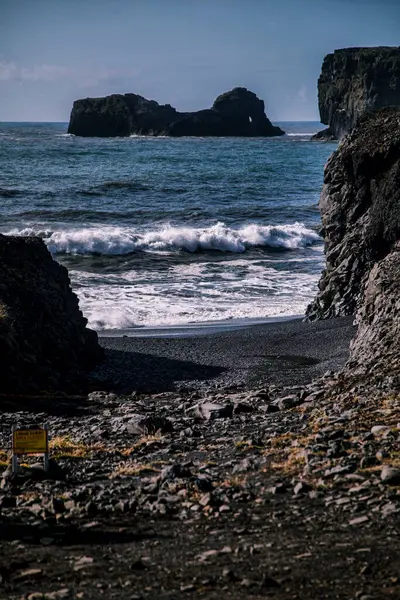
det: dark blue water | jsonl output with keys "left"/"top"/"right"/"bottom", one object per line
{"left": 0, "top": 122, "right": 335, "bottom": 330}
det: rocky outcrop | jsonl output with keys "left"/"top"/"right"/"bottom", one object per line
{"left": 68, "top": 87, "right": 284, "bottom": 137}
{"left": 306, "top": 106, "right": 400, "bottom": 320}
{"left": 0, "top": 234, "right": 103, "bottom": 393}
{"left": 347, "top": 247, "right": 400, "bottom": 381}
{"left": 313, "top": 47, "right": 400, "bottom": 140}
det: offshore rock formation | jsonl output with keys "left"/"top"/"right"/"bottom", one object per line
{"left": 0, "top": 234, "right": 103, "bottom": 393}
{"left": 68, "top": 87, "right": 284, "bottom": 137}
{"left": 313, "top": 47, "right": 400, "bottom": 140}
{"left": 306, "top": 106, "right": 400, "bottom": 321}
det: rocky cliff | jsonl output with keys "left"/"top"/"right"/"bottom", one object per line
{"left": 0, "top": 234, "right": 103, "bottom": 393}
{"left": 306, "top": 106, "right": 400, "bottom": 320}
{"left": 347, "top": 246, "right": 400, "bottom": 384}
{"left": 314, "top": 47, "right": 400, "bottom": 140}
{"left": 68, "top": 87, "right": 284, "bottom": 137}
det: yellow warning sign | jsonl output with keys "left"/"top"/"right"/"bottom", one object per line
{"left": 13, "top": 428, "right": 48, "bottom": 455}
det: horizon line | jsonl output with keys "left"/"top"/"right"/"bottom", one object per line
{"left": 0, "top": 119, "right": 324, "bottom": 124}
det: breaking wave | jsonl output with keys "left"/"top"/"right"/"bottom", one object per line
{"left": 10, "top": 222, "right": 321, "bottom": 255}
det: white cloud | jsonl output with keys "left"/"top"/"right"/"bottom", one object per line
{"left": 0, "top": 61, "right": 74, "bottom": 82}
{"left": 0, "top": 60, "right": 142, "bottom": 90}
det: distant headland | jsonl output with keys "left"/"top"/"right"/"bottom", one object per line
{"left": 67, "top": 87, "right": 285, "bottom": 138}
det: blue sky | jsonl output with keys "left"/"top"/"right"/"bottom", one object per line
{"left": 1, "top": 0, "right": 399, "bottom": 122}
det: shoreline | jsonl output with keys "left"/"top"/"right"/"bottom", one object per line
{"left": 98, "top": 313, "right": 304, "bottom": 339}
{"left": 94, "top": 315, "right": 355, "bottom": 393}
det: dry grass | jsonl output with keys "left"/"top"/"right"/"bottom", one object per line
{"left": 220, "top": 475, "right": 247, "bottom": 489}
{"left": 110, "top": 462, "right": 159, "bottom": 478}
{"left": 0, "top": 450, "right": 9, "bottom": 468}
{"left": 120, "top": 433, "right": 163, "bottom": 456}
{"left": 269, "top": 449, "right": 307, "bottom": 476}
{"left": 235, "top": 440, "right": 264, "bottom": 451}
{"left": 49, "top": 435, "right": 109, "bottom": 459}
{"left": 263, "top": 433, "right": 314, "bottom": 477}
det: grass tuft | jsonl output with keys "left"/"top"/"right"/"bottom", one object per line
{"left": 110, "top": 462, "right": 159, "bottom": 478}
{"left": 120, "top": 433, "right": 163, "bottom": 456}
{"left": 49, "top": 435, "right": 108, "bottom": 459}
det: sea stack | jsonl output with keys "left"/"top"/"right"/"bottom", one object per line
{"left": 313, "top": 47, "right": 400, "bottom": 140}
{"left": 67, "top": 87, "right": 285, "bottom": 138}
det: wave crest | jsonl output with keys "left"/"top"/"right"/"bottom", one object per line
{"left": 8, "top": 222, "right": 320, "bottom": 255}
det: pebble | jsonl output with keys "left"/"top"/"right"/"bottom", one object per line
{"left": 370, "top": 425, "right": 391, "bottom": 436}
{"left": 380, "top": 465, "right": 400, "bottom": 485}
{"left": 185, "top": 402, "right": 233, "bottom": 420}
{"left": 15, "top": 568, "right": 43, "bottom": 581}
{"left": 349, "top": 516, "right": 369, "bottom": 526}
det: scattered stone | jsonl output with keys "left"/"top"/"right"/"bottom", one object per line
{"left": 293, "top": 481, "right": 312, "bottom": 495}
{"left": 276, "top": 395, "right": 302, "bottom": 410}
{"left": 15, "top": 568, "right": 43, "bottom": 581}
{"left": 185, "top": 401, "right": 233, "bottom": 420}
{"left": 380, "top": 465, "right": 400, "bottom": 486}
{"left": 349, "top": 516, "right": 369, "bottom": 526}
{"left": 127, "top": 415, "right": 173, "bottom": 435}
{"left": 370, "top": 425, "right": 391, "bottom": 436}
{"left": 233, "top": 402, "right": 254, "bottom": 414}
{"left": 73, "top": 556, "right": 94, "bottom": 571}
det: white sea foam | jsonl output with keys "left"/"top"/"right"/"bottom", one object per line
{"left": 8, "top": 222, "right": 321, "bottom": 255}
{"left": 286, "top": 133, "right": 316, "bottom": 137}
{"left": 70, "top": 261, "right": 320, "bottom": 331}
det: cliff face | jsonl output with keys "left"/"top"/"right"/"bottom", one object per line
{"left": 347, "top": 247, "right": 400, "bottom": 383}
{"left": 68, "top": 87, "right": 284, "bottom": 138}
{"left": 306, "top": 106, "right": 400, "bottom": 320}
{"left": 315, "top": 47, "right": 400, "bottom": 140}
{"left": 0, "top": 235, "right": 103, "bottom": 393}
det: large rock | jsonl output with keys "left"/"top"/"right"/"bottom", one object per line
{"left": 347, "top": 247, "right": 400, "bottom": 379}
{"left": 0, "top": 235, "right": 103, "bottom": 393}
{"left": 313, "top": 47, "right": 400, "bottom": 140}
{"left": 68, "top": 87, "right": 284, "bottom": 138}
{"left": 306, "top": 106, "right": 400, "bottom": 320}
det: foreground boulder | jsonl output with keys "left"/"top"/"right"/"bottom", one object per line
{"left": 306, "top": 107, "right": 400, "bottom": 320}
{"left": 0, "top": 234, "right": 103, "bottom": 393}
{"left": 313, "top": 47, "right": 400, "bottom": 140}
{"left": 68, "top": 87, "right": 284, "bottom": 137}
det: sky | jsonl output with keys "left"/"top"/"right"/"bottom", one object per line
{"left": 0, "top": 0, "right": 399, "bottom": 122}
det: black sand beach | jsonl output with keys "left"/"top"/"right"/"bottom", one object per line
{"left": 95, "top": 316, "right": 355, "bottom": 393}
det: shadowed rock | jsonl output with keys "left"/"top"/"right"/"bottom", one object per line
{"left": 0, "top": 234, "right": 103, "bottom": 393}
{"left": 68, "top": 87, "right": 284, "bottom": 138}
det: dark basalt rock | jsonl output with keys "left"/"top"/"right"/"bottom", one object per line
{"left": 312, "top": 127, "right": 336, "bottom": 142}
{"left": 306, "top": 106, "right": 400, "bottom": 321}
{"left": 312, "top": 46, "right": 400, "bottom": 140}
{"left": 0, "top": 234, "right": 103, "bottom": 393}
{"left": 347, "top": 248, "right": 400, "bottom": 379}
{"left": 68, "top": 87, "right": 284, "bottom": 138}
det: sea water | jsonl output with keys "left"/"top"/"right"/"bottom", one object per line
{"left": 0, "top": 121, "right": 336, "bottom": 331}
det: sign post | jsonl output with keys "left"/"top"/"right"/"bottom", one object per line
{"left": 11, "top": 424, "right": 49, "bottom": 474}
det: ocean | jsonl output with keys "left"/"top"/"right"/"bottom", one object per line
{"left": 0, "top": 121, "right": 336, "bottom": 332}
